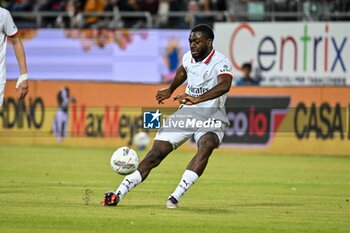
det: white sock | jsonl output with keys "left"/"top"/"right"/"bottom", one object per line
{"left": 170, "top": 170, "right": 199, "bottom": 201}
{"left": 116, "top": 170, "right": 142, "bottom": 199}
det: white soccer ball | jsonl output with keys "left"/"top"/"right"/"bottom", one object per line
{"left": 110, "top": 146, "right": 139, "bottom": 175}
{"left": 133, "top": 132, "right": 150, "bottom": 150}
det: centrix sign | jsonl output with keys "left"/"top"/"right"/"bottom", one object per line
{"left": 214, "top": 22, "right": 350, "bottom": 85}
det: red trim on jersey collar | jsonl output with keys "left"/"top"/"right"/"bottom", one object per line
{"left": 203, "top": 49, "right": 215, "bottom": 64}
{"left": 8, "top": 30, "right": 19, "bottom": 38}
{"left": 191, "top": 49, "right": 215, "bottom": 64}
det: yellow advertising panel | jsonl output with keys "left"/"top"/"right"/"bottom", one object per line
{"left": 1, "top": 81, "right": 349, "bottom": 155}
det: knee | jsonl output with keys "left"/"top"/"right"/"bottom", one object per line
{"left": 143, "top": 145, "right": 170, "bottom": 167}
{"left": 147, "top": 148, "right": 164, "bottom": 165}
{"left": 197, "top": 135, "right": 218, "bottom": 152}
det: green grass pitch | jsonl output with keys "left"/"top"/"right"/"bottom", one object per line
{"left": 0, "top": 145, "right": 349, "bottom": 233}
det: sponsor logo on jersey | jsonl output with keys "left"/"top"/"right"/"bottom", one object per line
{"left": 187, "top": 85, "right": 209, "bottom": 97}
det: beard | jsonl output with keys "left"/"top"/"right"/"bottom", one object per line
{"left": 191, "top": 48, "right": 209, "bottom": 62}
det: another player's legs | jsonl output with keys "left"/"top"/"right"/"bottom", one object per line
{"left": 167, "top": 132, "right": 219, "bottom": 208}
{"left": 0, "top": 84, "right": 4, "bottom": 108}
{"left": 103, "top": 140, "right": 173, "bottom": 206}
{"left": 53, "top": 109, "right": 67, "bottom": 143}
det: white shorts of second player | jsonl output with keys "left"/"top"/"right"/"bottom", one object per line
{"left": 0, "top": 84, "right": 4, "bottom": 108}
{"left": 154, "top": 107, "right": 228, "bottom": 149}
{"left": 52, "top": 108, "right": 68, "bottom": 138}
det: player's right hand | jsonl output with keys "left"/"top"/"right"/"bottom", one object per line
{"left": 156, "top": 88, "right": 172, "bottom": 104}
{"left": 16, "top": 79, "right": 29, "bottom": 99}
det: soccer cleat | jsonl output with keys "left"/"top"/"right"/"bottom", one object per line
{"left": 165, "top": 196, "right": 178, "bottom": 209}
{"left": 102, "top": 191, "right": 120, "bottom": 206}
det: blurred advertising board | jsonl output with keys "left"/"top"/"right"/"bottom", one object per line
{"left": 1, "top": 81, "right": 350, "bottom": 156}
{"left": 214, "top": 22, "right": 350, "bottom": 86}
{"left": 7, "top": 25, "right": 349, "bottom": 86}
{"left": 6, "top": 29, "right": 189, "bottom": 83}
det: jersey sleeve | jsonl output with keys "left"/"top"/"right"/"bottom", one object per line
{"left": 181, "top": 51, "right": 192, "bottom": 69}
{"left": 3, "top": 10, "right": 18, "bottom": 37}
{"left": 214, "top": 58, "right": 234, "bottom": 78}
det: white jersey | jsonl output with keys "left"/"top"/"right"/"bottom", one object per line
{"left": 0, "top": 7, "right": 18, "bottom": 85}
{"left": 182, "top": 49, "right": 233, "bottom": 124}
{"left": 155, "top": 50, "right": 232, "bottom": 149}
{"left": 155, "top": 49, "right": 233, "bottom": 149}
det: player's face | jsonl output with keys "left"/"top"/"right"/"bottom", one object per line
{"left": 189, "top": 31, "right": 212, "bottom": 61}
{"left": 242, "top": 67, "right": 251, "bottom": 77}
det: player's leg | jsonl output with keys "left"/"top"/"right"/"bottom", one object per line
{"left": 60, "top": 120, "right": 65, "bottom": 139}
{"left": 62, "top": 112, "right": 68, "bottom": 138}
{"left": 0, "top": 84, "right": 5, "bottom": 109}
{"left": 0, "top": 84, "right": 5, "bottom": 108}
{"left": 167, "top": 132, "right": 219, "bottom": 208}
{"left": 106, "top": 140, "right": 173, "bottom": 205}
{"left": 55, "top": 109, "right": 65, "bottom": 143}
{"left": 104, "top": 108, "right": 193, "bottom": 206}
{"left": 186, "top": 132, "right": 219, "bottom": 175}
{"left": 137, "top": 140, "right": 173, "bottom": 179}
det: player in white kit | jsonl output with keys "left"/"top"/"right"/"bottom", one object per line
{"left": 0, "top": 7, "right": 29, "bottom": 108}
{"left": 103, "top": 24, "right": 233, "bottom": 208}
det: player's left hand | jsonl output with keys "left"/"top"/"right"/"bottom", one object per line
{"left": 16, "top": 79, "right": 29, "bottom": 99}
{"left": 173, "top": 93, "right": 199, "bottom": 105}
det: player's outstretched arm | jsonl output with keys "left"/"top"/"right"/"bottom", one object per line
{"left": 8, "top": 35, "right": 29, "bottom": 99}
{"left": 156, "top": 65, "right": 187, "bottom": 104}
{"left": 174, "top": 74, "right": 232, "bottom": 105}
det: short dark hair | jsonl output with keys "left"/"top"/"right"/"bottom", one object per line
{"left": 191, "top": 24, "right": 214, "bottom": 40}
{"left": 242, "top": 63, "right": 252, "bottom": 70}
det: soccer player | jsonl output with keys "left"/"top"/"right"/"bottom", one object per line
{"left": 52, "top": 86, "right": 75, "bottom": 143}
{"left": 103, "top": 24, "right": 233, "bottom": 208}
{"left": 0, "top": 7, "right": 29, "bottom": 108}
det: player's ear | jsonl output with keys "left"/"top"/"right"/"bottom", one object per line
{"left": 207, "top": 39, "right": 213, "bottom": 47}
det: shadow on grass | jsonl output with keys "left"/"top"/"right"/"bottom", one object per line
{"left": 231, "top": 202, "right": 302, "bottom": 208}
{"left": 114, "top": 202, "right": 302, "bottom": 214}
{"left": 117, "top": 204, "right": 235, "bottom": 214}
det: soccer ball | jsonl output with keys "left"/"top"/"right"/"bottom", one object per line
{"left": 110, "top": 146, "right": 139, "bottom": 175}
{"left": 133, "top": 132, "right": 150, "bottom": 150}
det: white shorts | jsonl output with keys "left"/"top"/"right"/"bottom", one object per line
{"left": 52, "top": 108, "right": 68, "bottom": 137}
{"left": 154, "top": 106, "right": 228, "bottom": 149}
{"left": 0, "top": 84, "right": 4, "bottom": 108}
{"left": 154, "top": 126, "right": 226, "bottom": 150}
